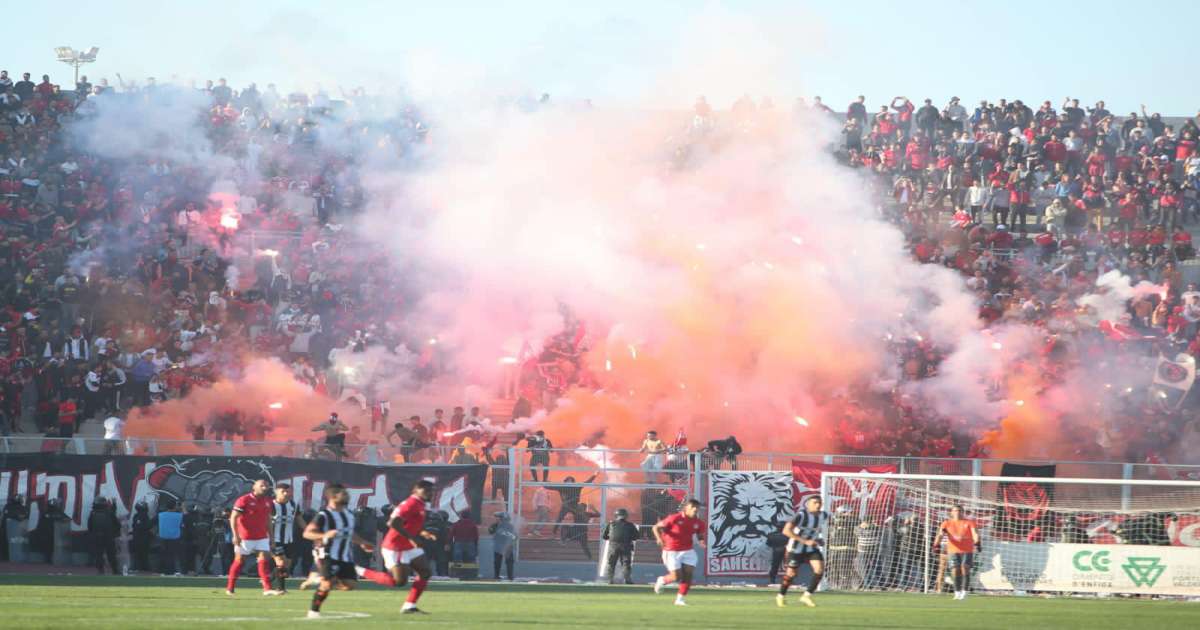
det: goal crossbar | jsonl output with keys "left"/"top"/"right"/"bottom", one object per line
{"left": 820, "top": 472, "right": 1200, "bottom": 487}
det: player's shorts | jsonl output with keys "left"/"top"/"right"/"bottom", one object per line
{"left": 661, "top": 549, "right": 698, "bottom": 571}
{"left": 382, "top": 546, "right": 425, "bottom": 569}
{"left": 320, "top": 559, "right": 358, "bottom": 581}
{"left": 235, "top": 538, "right": 271, "bottom": 555}
{"left": 272, "top": 541, "right": 297, "bottom": 558}
{"left": 948, "top": 552, "right": 974, "bottom": 569}
{"left": 787, "top": 550, "right": 824, "bottom": 568}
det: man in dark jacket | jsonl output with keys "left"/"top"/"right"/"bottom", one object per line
{"left": 33, "top": 498, "right": 69, "bottom": 563}
{"left": 601, "top": 508, "right": 640, "bottom": 584}
{"left": 129, "top": 502, "right": 153, "bottom": 572}
{"left": 87, "top": 497, "right": 121, "bottom": 573}
{"left": 420, "top": 511, "right": 450, "bottom": 576}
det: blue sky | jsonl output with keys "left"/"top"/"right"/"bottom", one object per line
{"left": 5, "top": 0, "right": 1199, "bottom": 114}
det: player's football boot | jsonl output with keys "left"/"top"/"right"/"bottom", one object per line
{"left": 799, "top": 592, "right": 816, "bottom": 607}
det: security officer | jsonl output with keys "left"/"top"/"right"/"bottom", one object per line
{"left": 181, "top": 504, "right": 202, "bottom": 574}
{"left": 87, "top": 497, "right": 120, "bottom": 574}
{"left": 130, "top": 502, "right": 153, "bottom": 572}
{"left": 601, "top": 508, "right": 640, "bottom": 584}
{"left": 186, "top": 505, "right": 213, "bottom": 575}
{"left": 2, "top": 495, "right": 30, "bottom": 562}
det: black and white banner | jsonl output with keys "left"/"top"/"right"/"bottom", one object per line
{"left": 0, "top": 454, "right": 486, "bottom": 533}
{"left": 705, "top": 471, "right": 793, "bottom": 576}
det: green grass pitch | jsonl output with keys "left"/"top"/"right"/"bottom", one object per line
{"left": 0, "top": 575, "right": 1194, "bottom": 629}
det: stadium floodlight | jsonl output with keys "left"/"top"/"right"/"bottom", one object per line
{"left": 54, "top": 45, "right": 100, "bottom": 88}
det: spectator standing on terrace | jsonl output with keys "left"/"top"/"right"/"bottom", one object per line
{"left": 13, "top": 72, "right": 33, "bottom": 101}
{"left": 847, "top": 95, "right": 867, "bottom": 129}
{"left": 429, "top": 408, "right": 448, "bottom": 460}
{"left": 102, "top": 415, "right": 124, "bottom": 455}
{"left": 385, "top": 420, "right": 417, "bottom": 462}
{"left": 312, "top": 412, "right": 348, "bottom": 459}
{"left": 482, "top": 440, "right": 510, "bottom": 502}
{"left": 639, "top": 430, "right": 668, "bottom": 483}
{"left": 518, "top": 430, "right": 553, "bottom": 481}
{"left": 531, "top": 485, "right": 551, "bottom": 535}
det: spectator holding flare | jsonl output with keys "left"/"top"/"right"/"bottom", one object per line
{"left": 933, "top": 505, "right": 980, "bottom": 601}
{"left": 226, "top": 478, "right": 281, "bottom": 596}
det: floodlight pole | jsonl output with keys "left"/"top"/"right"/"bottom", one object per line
{"left": 55, "top": 46, "right": 98, "bottom": 89}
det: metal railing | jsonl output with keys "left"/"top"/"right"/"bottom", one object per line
{"left": 6, "top": 438, "right": 1195, "bottom": 482}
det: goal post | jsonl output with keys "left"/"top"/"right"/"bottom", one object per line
{"left": 817, "top": 472, "right": 1200, "bottom": 597}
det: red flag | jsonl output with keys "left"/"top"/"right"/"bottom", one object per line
{"left": 791, "top": 461, "right": 898, "bottom": 520}
{"left": 672, "top": 427, "right": 687, "bottom": 449}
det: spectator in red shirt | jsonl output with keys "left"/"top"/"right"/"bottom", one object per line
{"left": 1158, "top": 183, "right": 1181, "bottom": 228}
{"left": 1172, "top": 226, "right": 1194, "bottom": 260}
{"left": 986, "top": 224, "right": 1013, "bottom": 249}
{"left": 449, "top": 512, "right": 479, "bottom": 564}
{"left": 1043, "top": 137, "right": 1066, "bottom": 163}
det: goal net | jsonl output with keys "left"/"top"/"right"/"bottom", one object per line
{"left": 816, "top": 472, "right": 1200, "bottom": 597}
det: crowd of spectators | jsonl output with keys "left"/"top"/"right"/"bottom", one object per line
{"left": 3, "top": 64, "right": 1199, "bottom": 465}
{"left": 813, "top": 94, "right": 1199, "bottom": 462}
{"left": 0, "top": 69, "right": 443, "bottom": 447}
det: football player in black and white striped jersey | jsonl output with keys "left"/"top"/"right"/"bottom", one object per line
{"left": 269, "top": 483, "right": 307, "bottom": 592}
{"left": 777, "top": 496, "right": 830, "bottom": 608}
{"left": 302, "top": 484, "right": 375, "bottom": 619}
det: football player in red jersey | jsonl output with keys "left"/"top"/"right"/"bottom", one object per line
{"left": 356, "top": 480, "right": 438, "bottom": 614}
{"left": 226, "top": 479, "right": 280, "bottom": 596}
{"left": 652, "top": 499, "right": 706, "bottom": 606}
